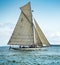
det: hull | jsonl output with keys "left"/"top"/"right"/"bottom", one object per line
{"left": 11, "top": 47, "right": 42, "bottom": 51}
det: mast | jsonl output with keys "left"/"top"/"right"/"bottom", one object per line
{"left": 34, "top": 19, "right": 50, "bottom": 46}
{"left": 8, "top": 2, "right": 34, "bottom": 46}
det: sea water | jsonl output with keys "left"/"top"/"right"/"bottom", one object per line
{"left": 0, "top": 45, "right": 60, "bottom": 65}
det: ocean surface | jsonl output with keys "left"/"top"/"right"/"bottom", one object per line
{"left": 0, "top": 45, "right": 60, "bottom": 65}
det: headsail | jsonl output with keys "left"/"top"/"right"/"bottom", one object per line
{"left": 34, "top": 26, "right": 43, "bottom": 46}
{"left": 34, "top": 19, "right": 50, "bottom": 46}
{"left": 8, "top": 2, "right": 34, "bottom": 46}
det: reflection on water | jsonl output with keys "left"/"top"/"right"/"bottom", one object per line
{"left": 0, "top": 45, "right": 60, "bottom": 65}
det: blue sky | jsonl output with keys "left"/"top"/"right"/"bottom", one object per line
{"left": 0, "top": 0, "right": 60, "bottom": 46}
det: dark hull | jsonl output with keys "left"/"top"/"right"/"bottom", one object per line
{"left": 11, "top": 47, "right": 42, "bottom": 51}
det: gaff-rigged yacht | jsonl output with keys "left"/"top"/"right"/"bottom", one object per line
{"left": 8, "top": 2, "right": 50, "bottom": 50}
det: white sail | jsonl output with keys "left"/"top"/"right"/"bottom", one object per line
{"left": 20, "top": 2, "right": 32, "bottom": 23}
{"left": 8, "top": 2, "right": 50, "bottom": 47}
{"left": 34, "top": 19, "right": 50, "bottom": 46}
{"left": 34, "top": 26, "right": 43, "bottom": 46}
{"left": 8, "top": 2, "right": 34, "bottom": 46}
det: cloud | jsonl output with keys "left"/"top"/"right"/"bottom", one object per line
{"left": 0, "top": 22, "right": 15, "bottom": 28}
{"left": 0, "top": 22, "right": 60, "bottom": 46}
{"left": 51, "top": 32, "right": 60, "bottom": 38}
{"left": 0, "top": 22, "right": 15, "bottom": 46}
{"left": 48, "top": 32, "right": 60, "bottom": 44}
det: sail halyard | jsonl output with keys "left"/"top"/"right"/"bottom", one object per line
{"left": 34, "top": 19, "right": 50, "bottom": 46}
{"left": 8, "top": 2, "right": 34, "bottom": 46}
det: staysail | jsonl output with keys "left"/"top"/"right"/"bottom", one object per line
{"left": 8, "top": 2, "right": 34, "bottom": 46}
{"left": 34, "top": 19, "right": 50, "bottom": 46}
{"left": 34, "top": 26, "right": 43, "bottom": 46}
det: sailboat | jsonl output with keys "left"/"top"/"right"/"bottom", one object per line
{"left": 8, "top": 2, "right": 50, "bottom": 50}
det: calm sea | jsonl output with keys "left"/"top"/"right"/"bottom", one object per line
{"left": 0, "top": 45, "right": 60, "bottom": 65}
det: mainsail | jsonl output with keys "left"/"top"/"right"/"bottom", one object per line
{"left": 8, "top": 2, "right": 50, "bottom": 47}
{"left": 8, "top": 2, "right": 34, "bottom": 46}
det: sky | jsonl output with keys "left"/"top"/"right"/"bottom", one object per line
{"left": 0, "top": 0, "right": 60, "bottom": 46}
